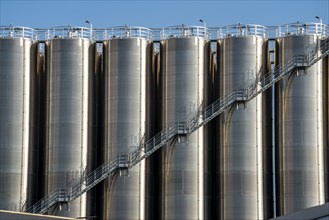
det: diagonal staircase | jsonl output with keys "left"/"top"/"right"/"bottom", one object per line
{"left": 26, "top": 38, "right": 329, "bottom": 215}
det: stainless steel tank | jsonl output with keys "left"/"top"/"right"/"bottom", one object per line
{"left": 101, "top": 26, "right": 153, "bottom": 220}
{"left": 275, "top": 22, "right": 329, "bottom": 215}
{"left": 158, "top": 25, "right": 210, "bottom": 220}
{"left": 217, "top": 24, "right": 273, "bottom": 219}
{"left": 0, "top": 26, "right": 38, "bottom": 211}
{"left": 43, "top": 26, "right": 96, "bottom": 218}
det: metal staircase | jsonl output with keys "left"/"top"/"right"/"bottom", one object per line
{"left": 26, "top": 38, "right": 329, "bottom": 214}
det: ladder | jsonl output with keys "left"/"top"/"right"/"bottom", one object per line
{"left": 26, "top": 38, "right": 329, "bottom": 215}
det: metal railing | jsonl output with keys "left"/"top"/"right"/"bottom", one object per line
{"left": 218, "top": 24, "right": 268, "bottom": 38}
{"left": 160, "top": 25, "right": 209, "bottom": 40}
{"left": 25, "top": 37, "right": 329, "bottom": 215}
{"left": 186, "top": 38, "right": 329, "bottom": 135}
{"left": 0, "top": 26, "right": 38, "bottom": 40}
{"left": 276, "top": 22, "right": 329, "bottom": 37}
{"left": 103, "top": 26, "right": 153, "bottom": 40}
{"left": 44, "top": 26, "right": 94, "bottom": 40}
{"left": 2, "top": 23, "right": 328, "bottom": 41}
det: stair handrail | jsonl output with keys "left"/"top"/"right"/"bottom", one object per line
{"left": 25, "top": 37, "right": 329, "bottom": 214}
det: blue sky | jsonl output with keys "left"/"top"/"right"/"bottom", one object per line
{"left": 0, "top": 0, "right": 328, "bottom": 28}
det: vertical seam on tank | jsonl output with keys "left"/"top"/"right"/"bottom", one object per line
{"left": 281, "top": 39, "right": 285, "bottom": 214}
{"left": 221, "top": 39, "right": 225, "bottom": 219}
{"left": 164, "top": 39, "right": 168, "bottom": 220}
{"left": 81, "top": 39, "right": 85, "bottom": 211}
{"left": 46, "top": 41, "right": 50, "bottom": 198}
{"left": 257, "top": 37, "right": 263, "bottom": 220}
{"left": 105, "top": 40, "right": 109, "bottom": 219}
{"left": 106, "top": 41, "right": 108, "bottom": 166}
{"left": 20, "top": 38, "right": 26, "bottom": 209}
{"left": 256, "top": 37, "right": 260, "bottom": 220}
{"left": 83, "top": 40, "right": 88, "bottom": 214}
{"left": 197, "top": 37, "right": 200, "bottom": 220}
{"left": 139, "top": 38, "right": 142, "bottom": 220}
{"left": 23, "top": 39, "right": 30, "bottom": 209}
{"left": 315, "top": 39, "right": 322, "bottom": 205}
{"left": 272, "top": 39, "right": 277, "bottom": 218}
{"left": 316, "top": 40, "right": 320, "bottom": 204}
{"left": 83, "top": 39, "right": 88, "bottom": 214}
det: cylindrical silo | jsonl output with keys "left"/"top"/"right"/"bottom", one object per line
{"left": 43, "top": 26, "right": 96, "bottom": 218}
{"left": 101, "top": 26, "right": 153, "bottom": 220}
{"left": 0, "top": 26, "right": 38, "bottom": 211}
{"left": 157, "top": 25, "right": 211, "bottom": 220}
{"left": 275, "top": 22, "right": 329, "bottom": 215}
{"left": 217, "top": 24, "right": 273, "bottom": 219}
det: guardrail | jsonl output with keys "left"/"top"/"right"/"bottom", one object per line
{"left": 188, "top": 38, "right": 329, "bottom": 134}
{"left": 276, "top": 22, "right": 329, "bottom": 37}
{"left": 104, "top": 26, "right": 153, "bottom": 40}
{"left": 2, "top": 23, "right": 328, "bottom": 41}
{"left": 25, "top": 33, "right": 329, "bottom": 217}
{"left": 44, "top": 26, "right": 94, "bottom": 40}
{"left": 218, "top": 24, "right": 267, "bottom": 38}
{"left": 160, "top": 25, "right": 209, "bottom": 40}
{"left": 0, "top": 26, "right": 38, "bottom": 40}
{"left": 130, "top": 122, "right": 188, "bottom": 167}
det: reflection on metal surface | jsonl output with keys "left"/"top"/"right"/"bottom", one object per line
{"left": 25, "top": 37, "right": 329, "bottom": 216}
{"left": 44, "top": 37, "right": 95, "bottom": 218}
{"left": 217, "top": 33, "right": 273, "bottom": 219}
{"left": 101, "top": 36, "right": 153, "bottom": 220}
{"left": 0, "top": 36, "right": 38, "bottom": 211}
{"left": 275, "top": 34, "right": 328, "bottom": 215}
{"left": 1, "top": 22, "right": 328, "bottom": 219}
{"left": 158, "top": 36, "right": 210, "bottom": 220}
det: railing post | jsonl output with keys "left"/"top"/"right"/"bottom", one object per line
{"left": 212, "top": 103, "right": 214, "bottom": 116}
{"left": 306, "top": 54, "right": 310, "bottom": 65}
